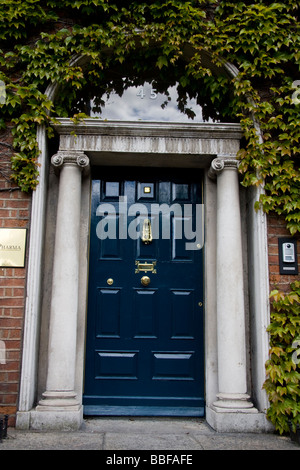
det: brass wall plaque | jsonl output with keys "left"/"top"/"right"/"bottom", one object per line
{"left": 0, "top": 229, "right": 27, "bottom": 267}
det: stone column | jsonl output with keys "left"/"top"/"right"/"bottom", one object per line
{"left": 34, "top": 151, "right": 89, "bottom": 430}
{"left": 208, "top": 157, "right": 256, "bottom": 415}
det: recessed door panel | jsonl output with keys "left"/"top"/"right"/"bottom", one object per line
{"left": 171, "top": 290, "right": 195, "bottom": 339}
{"left": 152, "top": 352, "right": 195, "bottom": 381}
{"left": 95, "top": 289, "right": 121, "bottom": 338}
{"left": 97, "top": 214, "right": 121, "bottom": 260}
{"left": 133, "top": 289, "right": 158, "bottom": 338}
{"left": 95, "top": 351, "right": 138, "bottom": 379}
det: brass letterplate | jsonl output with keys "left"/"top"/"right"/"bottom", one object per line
{"left": 0, "top": 229, "right": 27, "bottom": 267}
{"left": 135, "top": 260, "right": 157, "bottom": 274}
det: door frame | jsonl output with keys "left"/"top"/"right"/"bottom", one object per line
{"left": 17, "top": 118, "right": 272, "bottom": 432}
{"left": 53, "top": 118, "right": 242, "bottom": 415}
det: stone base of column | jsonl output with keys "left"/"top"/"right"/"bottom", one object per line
{"left": 16, "top": 406, "right": 83, "bottom": 431}
{"left": 206, "top": 404, "right": 274, "bottom": 433}
{"left": 36, "top": 390, "right": 81, "bottom": 411}
{"left": 23, "top": 390, "right": 84, "bottom": 430}
{"left": 213, "top": 392, "right": 256, "bottom": 410}
{"left": 32, "top": 407, "right": 83, "bottom": 431}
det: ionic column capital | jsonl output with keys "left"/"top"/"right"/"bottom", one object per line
{"left": 208, "top": 157, "right": 240, "bottom": 179}
{"left": 51, "top": 151, "right": 90, "bottom": 174}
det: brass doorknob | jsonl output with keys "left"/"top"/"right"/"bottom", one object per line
{"left": 141, "top": 276, "right": 151, "bottom": 286}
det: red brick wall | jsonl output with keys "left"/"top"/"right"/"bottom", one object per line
{"left": 267, "top": 214, "right": 300, "bottom": 293}
{"left": 0, "top": 129, "right": 31, "bottom": 427}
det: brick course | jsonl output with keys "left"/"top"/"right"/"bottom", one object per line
{"left": 0, "top": 130, "right": 31, "bottom": 426}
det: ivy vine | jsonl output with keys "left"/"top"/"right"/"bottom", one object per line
{"left": 264, "top": 282, "right": 300, "bottom": 434}
{"left": 0, "top": 0, "right": 299, "bottom": 433}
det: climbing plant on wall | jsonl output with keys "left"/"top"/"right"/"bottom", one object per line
{"left": 0, "top": 0, "right": 299, "bottom": 433}
{"left": 264, "top": 281, "right": 300, "bottom": 434}
{"left": 0, "top": 0, "right": 299, "bottom": 233}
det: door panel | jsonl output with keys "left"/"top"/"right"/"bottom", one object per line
{"left": 83, "top": 167, "right": 204, "bottom": 416}
{"left": 96, "top": 288, "right": 121, "bottom": 338}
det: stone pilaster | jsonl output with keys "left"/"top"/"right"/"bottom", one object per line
{"left": 34, "top": 151, "right": 89, "bottom": 430}
{"left": 207, "top": 157, "right": 259, "bottom": 431}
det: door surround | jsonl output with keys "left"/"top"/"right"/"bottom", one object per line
{"left": 16, "top": 118, "right": 272, "bottom": 433}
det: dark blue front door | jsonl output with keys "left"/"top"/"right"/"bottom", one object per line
{"left": 83, "top": 167, "right": 205, "bottom": 416}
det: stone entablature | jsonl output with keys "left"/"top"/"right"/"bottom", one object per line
{"left": 53, "top": 120, "right": 243, "bottom": 167}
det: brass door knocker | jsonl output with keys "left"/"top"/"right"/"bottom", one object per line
{"left": 141, "top": 218, "right": 153, "bottom": 244}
